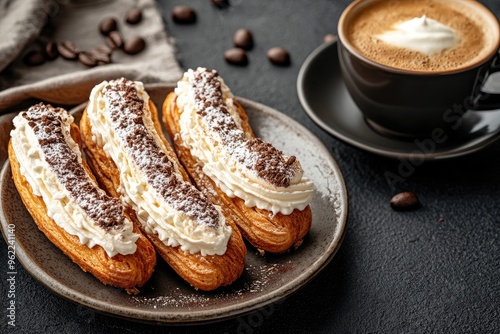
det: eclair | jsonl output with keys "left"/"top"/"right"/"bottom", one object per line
{"left": 162, "top": 67, "right": 314, "bottom": 253}
{"left": 80, "top": 78, "right": 246, "bottom": 291}
{"left": 9, "top": 103, "right": 156, "bottom": 293}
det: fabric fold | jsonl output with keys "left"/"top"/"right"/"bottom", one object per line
{"left": 0, "top": 0, "right": 182, "bottom": 113}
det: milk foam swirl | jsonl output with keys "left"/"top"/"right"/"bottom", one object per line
{"left": 376, "top": 16, "right": 459, "bottom": 55}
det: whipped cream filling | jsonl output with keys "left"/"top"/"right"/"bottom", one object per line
{"left": 87, "top": 79, "right": 231, "bottom": 256}
{"left": 175, "top": 68, "right": 314, "bottom": 215}
{"left": 376, "top": 16, "right": 459, "bottom": 55}
{"left": 10, "top": 106, "right": 139, "bottom": 257}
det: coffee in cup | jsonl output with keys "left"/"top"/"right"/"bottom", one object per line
{"left": 338, "top": 0, "right": 500, "bottom": 138}
{"left": 346, "top": 0, "right": 494, "bottom": 73}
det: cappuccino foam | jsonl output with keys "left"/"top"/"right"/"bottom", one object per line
{"left": 347, "top": 0, "right": 490, "bottom": 72}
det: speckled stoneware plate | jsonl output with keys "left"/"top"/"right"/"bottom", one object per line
{"left": 0, "top": 83, "right": 348, "bottom": 324}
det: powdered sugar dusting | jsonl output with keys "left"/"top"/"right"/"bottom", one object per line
{"left": 130, "top": 261, "right": 294, "bottom": 308}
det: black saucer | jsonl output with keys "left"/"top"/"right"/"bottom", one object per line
{"left": 297, "top": 40, "right": 500, "bottom": 160}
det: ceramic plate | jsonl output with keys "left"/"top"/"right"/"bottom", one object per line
{"left": 0, "top": 84, "right": 348, "bottom": 324}
{"left": 297, "top": 41, "right": 500, "bottom": 160}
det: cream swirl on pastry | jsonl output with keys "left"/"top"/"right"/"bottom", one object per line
{"left": 10, "top": 103, "right": 139, "bottom": 257}
{"left": 174, "top": 67, "right": 314, "bottom": 215}
{"left": 86, "top": 78, "right": 231, "bottom": 256}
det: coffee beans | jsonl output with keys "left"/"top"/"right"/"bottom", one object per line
{"left": 172, "top": 6, "right": 197, "bottom": 24}
{"left": 23, "top": 6, "right": 146, "bottom": 68}
{"left": 224, "top": 48, "right": 248, "bottom": 66}
{"left": 106, "top": 31, "right": 124, "bottom": 49}
{"left": 94, "top": 45, "right": 112, "bottom": 56}
{"left": 57, "top": 41, "right": 79, "bottom": 60}
{"left": 169, "top": 4, "right": 292, "bottom": 68}
{"left": 89, "top": 48, "right": 112, "bottom": 65}
{"left": 233, "top": 29, "right": 253, "bottom": 50}
{"left": 23, "top": 50, "right": 46, "bottom": 66}
{"left": 99, "top": 17, "right": 118, "bottom": 36}
{"left": 267, "top": 47, "right": 290, "bottom": 66}
{"left": 390, "top": 192, "right": 420, "bottom": 211}
{"left": 124, "top": 36, "right": 146, "bottom": 55}
{"left": 78, "top": 51, "right": 98, "bottom": 67}
{"left": 44, "top": 41, "right": 59, "bottom": 60}
{"left": 125, "top": 8, "right": 143, "bottom": 25}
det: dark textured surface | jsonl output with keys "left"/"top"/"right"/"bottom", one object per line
{"left": 1, "top": 0, "right": 500, "bottom": 333}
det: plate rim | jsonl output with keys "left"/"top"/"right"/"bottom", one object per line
{"left": 297, "top": 41, "right": 500, "bottom": 160}
{"left": 0, "top": 84, "right": 348, "bottom": 324}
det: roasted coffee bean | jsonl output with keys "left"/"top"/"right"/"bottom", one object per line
{"left": 44, "top": 41, "right": 59, "bottom": 60}
{"left": 57, "top": 41, "right": 79, "bottom": 60}
{"left": 88, "top": 48, "right": 111, "bottom": 64}
{"left": 99, "top": 17, "right": 118, "bottom": 36}
{"left": 323, "top": 34, "right": 337, "bottom": 44}
{"left": 390, "top": 192, "right": 420, "bottom": 211}
{"left": 211, "top": 0, "right": 230, "bottom": 9}
{"left": 267, "top": 47, "right": 290, "bottom": 66}
{"left": 123, "top": 36, "right": 146, "bottom": 55}
{"left": 233, "top": 29, "right": 253, "bottom": 50}
{"left": 224, "top": 48, "right": 248, "bottom": 66}
{"left": 97, "top": 60, "right": 110, "bottom": 66}
{"left": 106, "top": 31, "right": 123, "bottom": 49}
{"left": 78, "top": 51, "right": 97, "bottom": 67}
{"left": 94, "top": 45, "right": 112, "bottom": 56}
{"left": 171, "top": 6, "right": 197, "bottom": 24}
{"left": 125, "top": 7, "right": 142, "bottom": 24}
{"left": 23, "top": 50, "right": 46, "bottom": 66}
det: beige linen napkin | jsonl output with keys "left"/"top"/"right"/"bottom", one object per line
{"left": 0, "top": 0, "right": 182, "bottom": 114}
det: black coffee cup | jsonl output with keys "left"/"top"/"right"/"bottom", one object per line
{"left": 338, "top": 0, "right": 500, "bottom": 138}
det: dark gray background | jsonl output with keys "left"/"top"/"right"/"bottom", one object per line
{"left": 2, "top": 0, "right": 500, "bottom": 333}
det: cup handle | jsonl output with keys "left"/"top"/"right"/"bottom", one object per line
{"left": 468, "top": 51, "right": 500, "bottom": 111}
